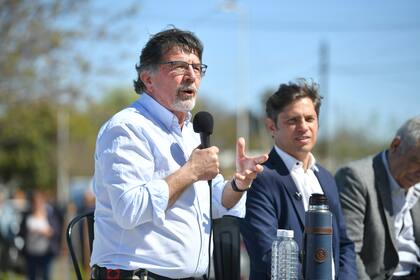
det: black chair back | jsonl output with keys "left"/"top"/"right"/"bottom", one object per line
{"left": 213, "top": 215, "right": 241, "bottom": 280}
{"left": 66, "top": 211, "right": 94, "bottom": 280}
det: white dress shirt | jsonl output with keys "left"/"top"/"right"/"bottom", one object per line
{"left": 274, "top": 146, "right": 335, "bottom": 279}
{"left": 90, "top": 93, "right": 246, "bottom": 278}
{"left": 274, "top": 146, "right": 323, "bottom": 210}
{"left": 382, "top": 152, "right": 420, "bottom": 276}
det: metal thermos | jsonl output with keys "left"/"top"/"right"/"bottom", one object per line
{"left": 303, "top": 193, "right": 333, "bottom": 280}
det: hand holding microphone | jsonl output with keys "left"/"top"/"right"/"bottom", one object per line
{"left": 192, "top": 111, "right": 219, "bottom": 185}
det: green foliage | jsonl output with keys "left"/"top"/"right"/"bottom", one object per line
{"left": 0, "top": 0, "right": 87, "bottom": 105}
{"left": 0, "top": 101, "right": 57, "bottom": 190}
{"left": 0, "top": 0, "right": 140, "bottom": 192}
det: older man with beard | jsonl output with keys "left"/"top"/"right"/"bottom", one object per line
{"left": 89, "top": 27, "right": 268, "bottom": 280}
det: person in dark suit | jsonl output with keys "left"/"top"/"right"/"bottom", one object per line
{"left": 335, "top": 116, "right": 420, "bottom": 280}
{"left": 239, "top": 79, "right": 357, "bottom": 280}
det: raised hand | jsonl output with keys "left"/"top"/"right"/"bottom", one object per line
{"left": 234, "top": 137, "right": 268, "bottom": 189}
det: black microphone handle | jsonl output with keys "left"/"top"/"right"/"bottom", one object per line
{"left": 199, "top": 133, "right": 212, "bottom": 187}
{"left": 200, "top": 133, "right": 210, "bottom": 149}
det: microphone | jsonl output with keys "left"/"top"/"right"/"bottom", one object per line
{"left": 294, "top": 192, "right": 302, "bottom": 200}
{"left": 193, "top": 111, "right": 214, "bottom": 149}
{"left": 193, "top": 111, "right": 214, "bottom": 187}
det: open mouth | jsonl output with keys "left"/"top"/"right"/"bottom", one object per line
{"left": 179, "top": 87, "right": 196, "bottom": 98}
{"left": 182, "top": 89, "right": 195, "bottom": 94}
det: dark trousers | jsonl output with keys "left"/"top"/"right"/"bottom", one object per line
{"left": 25, "top": 254, "right": 53, "bottom": 280}
{"left": 91, "top": 265, "right": 207, "bottom": 280}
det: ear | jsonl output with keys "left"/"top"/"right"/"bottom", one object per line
{"left": 265, "top": 118, "right": 276, "bottom": 138}
{"left": 390, "top": 136, "right": 401, "bottom": 153}
{"left": 140, "top": 71, "right": 154, "bottom": 93}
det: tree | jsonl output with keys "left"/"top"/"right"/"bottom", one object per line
{"left": 0, "top": 0, "right": 89, "bottom": 105}
{"left": 0, "top": 100, "right": 57, "bottom": 190}
{"left": 0, "top": 0, "right": 141, "bottom": 192}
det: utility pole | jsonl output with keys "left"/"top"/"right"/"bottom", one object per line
{"left": 236, "top": 7, "right": 250, "bottom": 145}
{"left": 221, "top": 0, "right": 250, "bottom": 145}
{"left": 57, "top": 109, "right": 70, "bottom": 206}
{"left": 319, "top": 41, "right": 331, "bottom": 167}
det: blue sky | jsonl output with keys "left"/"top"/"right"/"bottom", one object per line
{"left": 83, "top": 0, "right": 420, "bottom": 141}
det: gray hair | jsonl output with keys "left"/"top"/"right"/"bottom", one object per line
{"left": 395, "top": 116, "right": 420, "bottom": 154}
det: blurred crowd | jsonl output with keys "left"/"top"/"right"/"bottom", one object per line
{"left": 0, "top": 186, "right": 95, "bottom": 280}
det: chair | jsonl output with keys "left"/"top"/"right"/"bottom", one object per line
{"left": 66, "top": 211, "right": 94, "bottom": 280}
{"left": 212, "top": 215, "right": 241, "bottom": 280}
{"left": 66, "top": 211, "right": 240, "bottom": 280}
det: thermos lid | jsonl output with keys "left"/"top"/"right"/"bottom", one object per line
{"left": 309, "top": 193, "right": 328, "bottom": 206}
{"left": 277, "top": 229, "right": 294, "bottom": 238}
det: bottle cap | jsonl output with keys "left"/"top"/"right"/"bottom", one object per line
{"left": 277, "top": 229, "right": 294, "bottom": 238}
{"left": 309, "top": 193, "right": 328, "bottom": 206}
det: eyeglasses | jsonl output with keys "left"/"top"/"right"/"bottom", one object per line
{"left": 158, "top": 61, "right": 208, "bottom": 77}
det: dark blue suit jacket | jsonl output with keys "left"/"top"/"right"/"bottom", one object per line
{"left": 240, "top": 148, "right": 357, "bottom": 280}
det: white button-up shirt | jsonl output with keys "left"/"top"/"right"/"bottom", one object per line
{"left": 274, "top": 146, "right": 323, "bottom": 211}
{"left": 90, "top": 93, "right": 246, "bottom": 278}
{"left": 382, "top": 152, "right": 420, "bottom": 276}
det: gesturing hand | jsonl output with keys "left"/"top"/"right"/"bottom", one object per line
{"left": 234, "top": 137, "right": 268, "bottom": 189}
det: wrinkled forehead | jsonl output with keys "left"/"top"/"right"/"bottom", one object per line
{"left": 161, "top": 46, "right": 201, "bottom": 62}
{"left": 162, "top": 45, "right": 200, "bottom": 60}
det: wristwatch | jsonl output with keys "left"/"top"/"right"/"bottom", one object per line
{"left": 231, "top": 178, "right": 249, "bottom": 192}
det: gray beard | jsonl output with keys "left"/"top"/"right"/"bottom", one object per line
{"left": 171, "top": 97, "right": 196, "bottom": 112}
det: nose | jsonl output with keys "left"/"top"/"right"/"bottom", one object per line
{"left": 297, "top": 119, "right": 309, "bottom": 131}
{"left": 184, "top": 65, "right": 197, "bottom": 79}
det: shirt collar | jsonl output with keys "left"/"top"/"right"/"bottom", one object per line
{"left": 382, "top": 150, "right": 403, "bottom": 194}
{"left": 136, "top": 93, "right": 192, "bottom": 131}
{"left": 274, "top": 145, "right": 319, "bottom": 172}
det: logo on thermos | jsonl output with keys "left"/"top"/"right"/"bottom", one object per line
{"left": 314, "top": 248, "right": 327, "bottom": 263}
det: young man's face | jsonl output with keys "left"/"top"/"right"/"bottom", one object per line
{"left": 141, "top": 47, "right": 202, "bottom": 118}
{"left": 266, "top": 97, "right": 319, "bottom": 162}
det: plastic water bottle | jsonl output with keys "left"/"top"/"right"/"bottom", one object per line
{"left": 271, "top": 229, "right": 285, "bottom": 280}
{"left": 271, "top": 229, "right": 299, "bottom": 280}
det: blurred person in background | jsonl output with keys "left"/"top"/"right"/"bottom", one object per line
{"left": 335, "top": 116, "right": 420, "bottom": 280}
{"left": 239, "top": 79, "right": 357, "bottom": 280}
{"left": 0, "top": 189, "right": 28, "bottom": 275}
{"left": 18, "top": 190, "right": 61, "bottom": 280}
{"left": 0, "top": 190, "right": 7, "bottom": 273}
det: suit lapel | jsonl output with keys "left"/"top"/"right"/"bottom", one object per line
{"left": 268, "top": 149, "right": 305, "bottom": 227}
{"left": 314, "top": 169, "right": 333, "bottom": 205}
{"left": 373, "top": 153, "right": 397, "bottom": 248}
